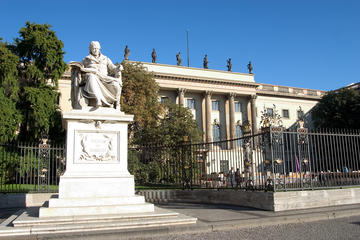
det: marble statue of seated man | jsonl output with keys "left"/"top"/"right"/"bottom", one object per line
{"left": 70, "top": 41, "right": 123, "bottom": 110}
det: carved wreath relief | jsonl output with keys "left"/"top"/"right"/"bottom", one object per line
{"left": 76, "top": 131, "right": 119, "bottom": 163}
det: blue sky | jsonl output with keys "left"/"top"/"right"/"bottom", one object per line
{"left": 1, "top": 0, "right": 359, "bottom": 91}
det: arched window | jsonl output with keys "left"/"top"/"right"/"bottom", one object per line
{"left": 236, "top": 125, "right": 243, "bottom": 147}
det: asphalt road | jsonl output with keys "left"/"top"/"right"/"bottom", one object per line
{"left": 150, "top": 215, "right": 360, "bottom": 240}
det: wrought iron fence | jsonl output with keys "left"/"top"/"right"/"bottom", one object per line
{"left": 273, "top": 128, "right": 360, "bottom": 191}
{"left": 131, "top": 128, "right": 360, "bottom": 191}
{"left": 131, "top": 132, "right": 271, "bottom": 190}
{"left": 0, "top": 141, "right": 66, "bottom": 193}
{"left": 1, "top": 128, "right": 359, "bottom": 193}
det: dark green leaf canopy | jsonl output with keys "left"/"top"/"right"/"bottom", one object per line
{"left": 312, "top": 88, "right": 360, "bottom": 129}
{"left": 0, "top": 40, "right": 21, "bottom": 143}
{"left": 14, "top": 22, "right": 67, "bottom": 87}
{"left": 0, "top": 22, "right": 67, "bottom": 143}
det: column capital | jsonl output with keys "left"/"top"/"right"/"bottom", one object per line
{"left": 177, "top": 88, "right": 186, "bottom": 94}
{"left": 250, "top": 94, "right": 257, "bottom": 100}
{"left": 229, "top": 92, "right": 236, "bottom": 98}
{"left": 203, "top": 90, "right": 213, "bottom": 97}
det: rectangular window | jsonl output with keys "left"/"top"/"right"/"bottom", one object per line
{"left": 160, "top": 96, "right": 169, "bottom": 104}
{"left": 267, "top": 108, "right": 274, "bottom": 117}
{"left": 282, "top": 109, "right": 289, "bottom": 118}
{"left": 186, "top": 99, "right": 195, "bottom": 109}
{"left": 213, "top": 124, "right": 220, "bottom": 142}
{"left": 234, "top": 102, "right": 241, "bottom": 112}
{"left": 212, "top": 100, "right": 219, "bottom": 111}
{"left": 236, "top": 125, "right": 243, "bottom": 147}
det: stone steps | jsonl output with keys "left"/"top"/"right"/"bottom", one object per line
{"left": 39, "top": 202, "right": 155, "bottom": 217}
{"left": 48, "top": 195, "right": 146, "bottom": 207}
{"left": 0, "top": 207, "right": 197, "bottom": 237}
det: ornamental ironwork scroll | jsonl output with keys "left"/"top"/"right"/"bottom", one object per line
{"left": 243, "top": 133, "right": 254, "bottom": 190}
{"left": 39, "top": 141, "right": 50, "bottom": 192}
{"left": 297, "top": 127, "right": 312, "bottom": 189}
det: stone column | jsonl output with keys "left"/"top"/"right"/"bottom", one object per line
{"left": 228, "top": 93, "right": 236, "bottom": 149}
{"left": 178, "top": 88, "right": 186, "bottom": 106}
{"left": 229, "top": 93, "right": 236, "bottom": 140}
{"left": 250, "top": 95, "right": 257, "bottom": 134}
{"left": 201, "top": 96, "right": 207, "bottom": 142}
{"left": 204, "top": 91, "right": 212, "bottom": 142}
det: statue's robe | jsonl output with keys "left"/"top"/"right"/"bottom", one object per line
{"left": 81, "top": 54, "right": 121, "bottom": 107}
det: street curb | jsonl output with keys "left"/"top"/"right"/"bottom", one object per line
{"left": 210, "top": 208, "right": 360, "bottom": 231}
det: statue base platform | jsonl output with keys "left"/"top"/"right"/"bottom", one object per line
{"left": 39, "top": 108, "right": 154, "bottom": 218}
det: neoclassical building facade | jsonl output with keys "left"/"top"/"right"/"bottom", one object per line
{"left": 58, "top": 62, "right": 326, "bottom": 143}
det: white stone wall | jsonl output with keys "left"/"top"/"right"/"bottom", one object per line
{"left": 255, "top": 95, "right": 319, "bottom": 129}
{"left": 184, "top": 92, "right": 204, "bottom": 133}
{"left": 58, "top": 78, "right": 72, "bottom": 112}
{"left": 158, "top": 90, "right": 177, "bottom": 104}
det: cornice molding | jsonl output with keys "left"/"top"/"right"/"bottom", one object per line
{"left": 154, "top": 73, "right": 259, "bottom": 89}
{"left": 256, "top": 91, "right": 322, "bottom": 100}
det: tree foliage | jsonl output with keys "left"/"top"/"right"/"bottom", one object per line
{"left": 157, "top": 102, "right": 202, "bottom": 145}
{"left": 0, "top": 22, "right": 67, "bottom": 143}
{"left": 0, "top": 41, "right": 19, "bottom": 101}
{"left": 14, "top": 22, "right": 67, "bottom": 142}
{"left": 0, "top": 41, "right": 21, "bottom": 143}
{"left": 14, "top": 22, "right": 67, "bottom": 87}
{"left": 0, "top": 90, "right": 21, "bottom": 143}
{"left": 120, "top": 61, "right": 202, "bottom": 146}
{"left": 120, "top": 61, "right": 161, "bottom": 144}
{"left": 312, "top": 88, "right": 360, "bottom": 129}
{"left": 19, "top": 85, "right": 60, "bottom": 141}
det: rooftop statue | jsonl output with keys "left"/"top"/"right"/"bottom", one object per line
{"left": 69, "top": 41, "right": 123, "bottom": 110}
{"left": 227, "top": 58, "right": 232, "bottom": 72}
{"left": 151, "top": 48, "right": 157, "bottom": 63}
{"left": 124, "top": 45, "right": 130, "bottom": 60}
{"left": 203, "top": 54, "right": 208, "bottom": 69}
{"left": 247, "top": 61, "right": 253, "bottom": 74}
{"left": 176, "top": 52, "right": 182, "bottom": 66}
{"left": 297, "top": 106, "right": 306, "bottom": 128}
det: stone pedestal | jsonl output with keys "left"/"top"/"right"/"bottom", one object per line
{"left": 39, "top": 108, "right": 154, "bottom": 217}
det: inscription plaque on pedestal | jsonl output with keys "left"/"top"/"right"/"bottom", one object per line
{"left": 74, "top": 130, "right": 119, "bottom": 164}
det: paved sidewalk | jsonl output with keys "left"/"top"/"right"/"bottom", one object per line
{"left": 1, "top": 203, "right": 360, "bottom": 239}
{"left": 156, "top": 202, "right": 360, "bottom": 231}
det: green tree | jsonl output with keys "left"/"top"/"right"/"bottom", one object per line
{"left": 157, "top": 102, "right": 202, "bottom": 145}
{"left": 20, "top": 85, "right": 61, "bottom": 141}
{"left": 0, "top": 40, "right": 21, "bottom": 143}
{"left": 121, "top": 62, "right": 202, "bottom": 185}
{"left": 120, "top": 61, "right": 202, "bottom": 146}
{"left": 120, "top": 61, "right": 161, "bottom": 145}
{"left": 12, "top": 22, "right": 67, "bottom": 142}
{"left": 14, "top": 22, "right": 67, "bottom": 87}
{"left": 312, "top": 88, "right": 360, "bottom": 129}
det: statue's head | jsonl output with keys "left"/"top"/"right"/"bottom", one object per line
{"left": 89, "top": 41, "right": 101, "bottom": 57}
